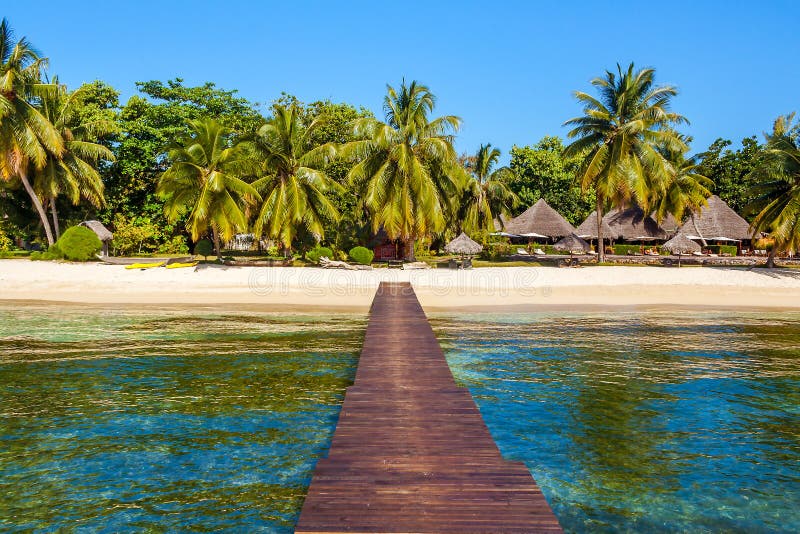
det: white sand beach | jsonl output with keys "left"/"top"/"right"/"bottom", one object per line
{"left": 2, "top": 259, "right": 800, "bottom": 310}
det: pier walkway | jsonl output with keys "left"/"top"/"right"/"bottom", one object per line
{"left": 296, "top": 282, "right": 561, "bottom": 533}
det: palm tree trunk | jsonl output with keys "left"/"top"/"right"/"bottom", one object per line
{"left": 691, "top": 212, "right": 707, "bottom": 248}
{"left": 765, "top": 246, "right": 777, "bottom": 268}
{"left": 50, "top": 195, "right": 61, "bottom": 240}
{"left": 596, "top": 197, "right": 605, "bottom": 263}
{"left": 18, "top": 168, "right": 55, "bottom": 246}
{"left": 213, "top": 227, "right": 222, "bottom": 260}
{"left": 404, "top": 238, "right": 416, "bottom": 262}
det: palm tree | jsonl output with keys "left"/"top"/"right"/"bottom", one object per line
{"left": 341, "top": 80, "right": 468, "bottom": 260}
{"left": 650, "top": 134, "right": 713, "bottom": 243}
{"left": 247, "top": 104, "right": 340, "bottom": 252}
{"left": 0, "top": 18, "right": 63, "bottom": 245}
{"left": 563, "top": 63, "right": 687, "bottom": 261}
{"left": 157, "top": 118, "right": 260, "bottom": 259}
{"left": 458, "top": 143, "right": 518, "bottom": 233}
{"left": 748, "top": 113, "right": 800, "bottom": 268}
{"left": 33, "top": 80, "right": 114, "bottom": 239}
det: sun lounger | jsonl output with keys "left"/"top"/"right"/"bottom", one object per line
{"left": 533, "top": 248, "right": 546, "bottom": 255}
{"left": 516, "top": 248, "right": 530, "bottom": 255}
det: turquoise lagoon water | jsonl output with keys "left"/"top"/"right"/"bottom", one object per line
{"left": 434, "top": 310, "right": 800, "bottom": 533}
{"left": 0, "top": 304, "right": 364, "bottom": 532}
{"left": 1, "top": 304, "right": 798, "bottom": 532}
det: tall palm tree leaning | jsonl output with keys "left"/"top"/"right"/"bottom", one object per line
{"left": 748, "top": 113, "right": 800, "bottom": 268}
{"left": 247, "top": 104, "right": 341, "bottom": 253}
{"left": 0, "top": 18, "right": 63, "bottom": 246}
{"left": 157, "top": 118, "right": 260, "bottom": 259}
{"left": 341, "top": 80, "right": 468, "bottom": 261}
{"left": 33, "top": 79, "right": 115, "bottom": 239}
{"left": 563, "top": 63, "right": 687, "bottom": 261}
{"left": 458, "top": 143, "right": 518, "bottom": 233}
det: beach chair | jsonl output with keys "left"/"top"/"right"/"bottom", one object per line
{"left": 533, "top": 248, "right": 546, "bottom": 256}
{"left": 516, "top": 248, "right": 530, "bottom": 255}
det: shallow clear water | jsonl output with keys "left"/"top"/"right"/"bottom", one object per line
{"left": 0, "top": 304, "right": 364, "bottom": 532}
{"left": 2, "top": 304, "right": 798, "bottom": 532}
{"left": 433, "top": 310, "right": 800, "bottom": 533}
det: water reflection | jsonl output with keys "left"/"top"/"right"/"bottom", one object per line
{"left": 434, "top": 310, "right": 800, "bottom": 533}
{"left": 0, "top": 304, "right": 364, "bottom": 532}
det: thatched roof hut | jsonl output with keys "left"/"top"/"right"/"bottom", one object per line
{"left": 575, "top": 211, "right": 614, "bottom": 239}
{"left": 604, "top": 207, "right": 670, "bottom": 241}
{"left": 679, "top": 195, "right": 753, "bottom": 241}
{"left": 79, "top": 220, "right": 113, "bottom": 257}
{"left": 504, "top": 198, "right": 574, "bottom": 239}
{"left": 663, "top": 232, "right": 701, "bottom": 254}
{"left": 444, "top": 232, "right": 483, "bottom": 256}
{"left": 554, "top": 233, "right": 591, "bottom": 253}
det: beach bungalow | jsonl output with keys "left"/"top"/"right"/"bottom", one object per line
{"left": 603, "top": 207, "right": 671, "bottom": 242}
{"left": 576, "top": 211, "right": 615, "bottom": 240}
{"left": 679, "top": 195, "right": 753, "bottom": 247}
{"left": 504, "top": 198, "right": 575, "bottom": 241}
{"left": 78, "top": 220, "right": 113, "bottom": 257}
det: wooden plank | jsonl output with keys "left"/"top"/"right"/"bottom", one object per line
{"left": 296, "top": 281, "right": 562, "bottom": 533}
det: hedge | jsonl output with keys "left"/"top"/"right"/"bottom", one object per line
{"left": 706, "top": 244, "right": 738, "bottom": 256}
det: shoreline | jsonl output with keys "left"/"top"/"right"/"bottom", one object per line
{"left": 2, "top": 260, "right": 800, "bottom": 311}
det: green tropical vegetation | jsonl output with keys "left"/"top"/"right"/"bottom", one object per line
{"left": 1, "top": 18, "right": 799, "bottom": 266}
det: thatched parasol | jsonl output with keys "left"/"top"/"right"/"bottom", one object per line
{"left": 554, "top": 233, "right": 591, "bottom": 253}
{"left": 679, "top": 195, "right": 752, "bottom": 241}
{"left": 444, "top": 232, "right": 483, "bottom": 256}
{"left": 663, "top": 232, "right": 701, "bottom": 254}
{"left": 504, "top": 198, "right": 574, "bottom": 239}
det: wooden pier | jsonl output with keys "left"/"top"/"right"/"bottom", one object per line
{"left": 296, "top": 282, "right": 561, "bottom": 533}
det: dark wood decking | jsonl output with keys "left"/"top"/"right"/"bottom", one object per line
{"left": 296, "top": 282, "right": 562, "bottom": 533}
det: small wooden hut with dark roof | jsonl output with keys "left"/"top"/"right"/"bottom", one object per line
{"left": 79, "top": 220, "right": 113, "bottom": 257}
{"left": 504, "top": 198, "right": 575, "bottom": 240}
{"left": 679, "top": 195, "right": 753, "bottom": 242}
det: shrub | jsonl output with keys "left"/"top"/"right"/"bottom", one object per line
{"left": 349, "top": 246, "right": 374, "bottom": 265}
{"left": 29, "top": 251, "right": 43, "bottom": 261}
{"left": 195, "top": 239, "right": 214, "bottom": 259}
{"left": 51, "top": 227, "right": 102, "bottom": 261}
{"left": 158, "top": 235, "right": 189, "bottom": 254}
{"left": 307, "top": 246, "right": 333, "bottom": 264}
{"left": 0, "top": 226, "right": 11, "bottom": 251}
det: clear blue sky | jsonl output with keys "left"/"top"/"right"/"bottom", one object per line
{"left": 5, "top": 1, "right": 799, "bottom": 162}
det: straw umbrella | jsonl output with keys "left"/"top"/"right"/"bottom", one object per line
{"left": 554, "top": 233, "right": 591, "bottom": 265}
{"left": 662, "top": 231, "right": 700, "bottom": 266}
{"left": 445, "top": 232, "right": 483, "bottom": 268}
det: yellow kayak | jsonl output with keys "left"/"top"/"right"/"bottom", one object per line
{"left": 165, "top": 261, "right": 198, "bottom": 269}
{"left": 125, "top": 262, "right": 165, "bottom": 270}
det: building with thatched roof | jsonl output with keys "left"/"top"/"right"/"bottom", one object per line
{"left": 492, "top": 213, "right": 511, "bottom": 231}
{"left": 504, "top": 198, "right": 574, "bottom": 239}
{"left": 444, "top": 232, "right": 483, "bottom": 256}
{"left": 575, "top": 211, "right": 614, "bottom": 239}
{"left": 603, "top": 207, "right": 670, "bottom": 241}
{"left": 663, "top": 232, "right": 701, "bottom": 254}
{"left": 679, "top": 195, "right": 753, "bottom": 241}
{"left": 79, "top": 220, "right": 113, "bottom": 257}
{"left": 554, "top": 233, "right": 591, "bottom": 253}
